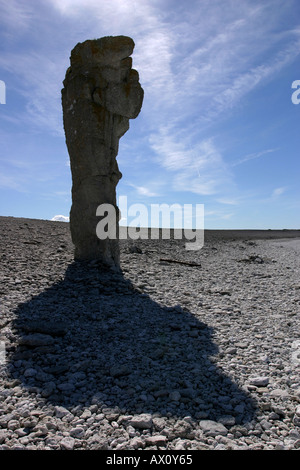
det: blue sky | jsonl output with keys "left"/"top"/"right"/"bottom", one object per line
{"left": 0, "top": 0, "right": 299, "bottom": 229}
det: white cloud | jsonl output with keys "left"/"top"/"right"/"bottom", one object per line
{"left": 232, "top": 148, "right": 279, "bottom": 167}
{"left": 0, "top": 173, "right": 25, "bottom": 191}
{"left": 150, "top": 131, "right": 232, "bottom": 196}
{"left": 221, "top": 212, "right": 234, "bottom": 220}
{"left": 1, "top": 0, "right": 299, "bottom": 216}
{"left": 2, "top": 0, "right": 299, "bottom": 137}
{"left": 204, "top": 209, "right": 235, "bottom": 221}
{"left": 272, "top": 187, "right": 286, "bottom": 198}
{"left": 182, "top": 3, "right": 299, "bottom": 82}
{"left": 0, "top": 50, "right": 66, "bottom": 135}
{"left": 127, "top": 183, "right": 160, "bottom": 198}
{"left": 51, "top": 214, "right": 69, "bottom": 222}
{"left": 212, "top": 40, "right": 300, "bottom": 115}
{"left": 216, "top": 198, "right": 239, "bottom": 205}
{"left": 46, "top": 0, "right": 300, "bottom": 128}
{"left": 0, "top": 0, "right": 33, "bottom": 33}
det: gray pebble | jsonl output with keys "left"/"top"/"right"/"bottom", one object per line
{"left": 249, "top": 376, "right": 269, "bottom": 387}
{"left": 60, "top": 437, "right": 75, "bottom": 450}
{"left": 199, "top": 420, "right": 228, "bottom": 436}
{"left": 129, "top": 414, "right": 153, "bottom": 429}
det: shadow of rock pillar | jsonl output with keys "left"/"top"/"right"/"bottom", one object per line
{"left": 62, "top": 36, "right": 144, "bottom": 266}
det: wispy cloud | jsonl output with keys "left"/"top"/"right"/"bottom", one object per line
{"left": 210, "top": 40, "right": 300, "bottom": 116}
{"left": 272, "top": 187, "right": 287, "bottom": 198}
{"left": 0, "top": 50, "right": 66, "bottom": 135}
{"left": 205, "top": 209, "right": 235, "bottom": 221}
{"left": 1, "top": 0, "right": 299, "bottom": 220}
{"left": 150, "top": 131, "right": 232, "bottom": 196}
{"left": 232, "top": 148, "right": 279, "bottom": 167}
{"left": 0, "top": 172, "right": 29, "bottom": 192}
{"left": 0, "top": 0, "right": 33, "bottom": 34}
{"left": 221, "top": 212, "right": 235, "bottom": 220}
{"left": 146, "top": 1, "right": 300, "bottom": 131}
{"left": 216, "top": 198, "right": 239, "bottom": 205}
{"left": 127, "top": 183, "right": 161, "bottom": 198}
{"left": 2, "top": 0, "right": 299, "bottom": 138}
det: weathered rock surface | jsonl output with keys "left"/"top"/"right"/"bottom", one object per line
{"left": 62, "top": 36, "right": 143, "bottom": 266}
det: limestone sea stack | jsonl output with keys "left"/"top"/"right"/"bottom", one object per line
{"left": 62, "top": 36, "right": 144, "bottom": 266}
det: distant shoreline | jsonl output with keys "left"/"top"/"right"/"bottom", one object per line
{"left": 0, "top": 215, "right": 300, "bottom": 243}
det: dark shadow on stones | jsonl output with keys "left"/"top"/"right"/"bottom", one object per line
{"left": 7, "top": 261, "right": 257, "bottom": 426}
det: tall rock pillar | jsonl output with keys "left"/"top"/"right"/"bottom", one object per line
{"left": 62, "top": 36, "right": 143, "bottom": 266}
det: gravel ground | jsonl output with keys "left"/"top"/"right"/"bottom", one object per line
{"left": 0, "top": 216, "right": 300, "bottom": 451}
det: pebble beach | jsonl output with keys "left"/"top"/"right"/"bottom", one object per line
{"left": 0, "top": 216, "right": 300, "bottom": 451}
